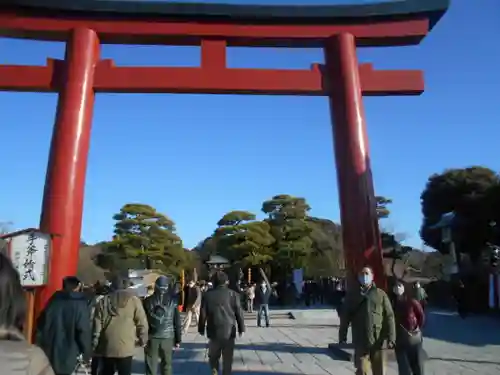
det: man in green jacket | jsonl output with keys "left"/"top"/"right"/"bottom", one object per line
{"left": 339, "top": 266, "right": 396, "bottom": 375}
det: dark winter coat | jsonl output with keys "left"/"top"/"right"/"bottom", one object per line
{"left": 143, "top": 292, "right": 181, "bottom": 344}
{"left": 35, "top": 291, "right": 91, "bottom": 374}
{"left": 198, "top": 285, "right": 245, "bottom": 340}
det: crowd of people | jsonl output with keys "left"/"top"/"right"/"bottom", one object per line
{"left": 0, "top": 249, "right": 430, "bottom": 375}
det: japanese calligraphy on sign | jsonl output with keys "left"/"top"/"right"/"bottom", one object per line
{"left": 7, "top": 230, "right": 51, "bottom": 287}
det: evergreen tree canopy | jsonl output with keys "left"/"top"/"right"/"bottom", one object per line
{"left": 104, "top": 203, "right": 185, "bottom": 272}
{"left": 420, "top": 166, "right": 500, "bottom": 261}
{"left": 376, "top": 196, "right": 392, "bottom": 219}
{"left": 214, "top": 210, "right": 275, "bottom": 266}
{"left": 262, "top": 195, "right": 313, "bottom": 270}
{"left": 305, "top": 217, "right": 345, "bottom": 277}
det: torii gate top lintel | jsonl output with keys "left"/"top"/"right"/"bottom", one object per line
{"left": 0, "top": 0, "right": 450, "bottom": 314}
{"left": 2, "top": 0, "right": 450, "bottom": 47}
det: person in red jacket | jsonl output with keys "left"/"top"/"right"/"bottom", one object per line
{"left": 392, "top": 281, "right": 425, "bottom": 375}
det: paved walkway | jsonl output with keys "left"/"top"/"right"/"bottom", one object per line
{"left": 122, "top": 308, "right": 500, "bottom": 375}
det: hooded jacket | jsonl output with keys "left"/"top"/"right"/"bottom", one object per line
{"left": 92, "top": 289, "right": 148, "bottom": 358}
{"left": 35, "top": 290, "right": 91, "bottom": 374}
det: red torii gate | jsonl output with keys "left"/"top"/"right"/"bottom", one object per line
{"left": 0, "top": 0, "right": 449, "bottom": 314}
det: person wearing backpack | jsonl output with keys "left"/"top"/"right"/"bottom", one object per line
{"left": 143, "top": 275, "right": 182, "bottom": 375}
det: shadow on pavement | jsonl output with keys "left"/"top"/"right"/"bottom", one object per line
{"left": 181, "top": 342, "right": 331, "bottom": 355}
{"left": 423, "top": 309, "right": 500, "bottom": 346}
{"left": 428, "top": 357, "right": 500, "bottom": 365}
{"left": 258, "top": 324, "right": 339, "bottom": 328}
{"left": 133, "top": 358, "right": 303, "bottom": 375}
{"left": 133, "top": 359, "right": 208, "bottom": 374}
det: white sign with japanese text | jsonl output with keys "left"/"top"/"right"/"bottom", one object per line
{"left": 8, "top": 231, "right": 51, "bottom": 287}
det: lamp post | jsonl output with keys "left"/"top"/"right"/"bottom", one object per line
{"left": 430, "top": 212, "right": 459, "bottom": 280}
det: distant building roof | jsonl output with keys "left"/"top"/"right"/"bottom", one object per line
{"left": 206, "top": 255, "right": 229, "bottom": 265}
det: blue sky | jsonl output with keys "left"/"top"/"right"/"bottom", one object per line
{"left": 1, "top": 0, "right": 499, "bottom": 249}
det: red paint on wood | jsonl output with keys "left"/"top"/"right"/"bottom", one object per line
{"left": 324, "top": 33, "right": 386, "bottom": 289}
{"left": 0, "top": 4, "right": 442, "bottom": 306}
{"left": 0, "top": 12, "right": 429, "bottom": 47}
{"left": 36, "top": 28, "right": 100, "bottom": 314}
{"left": 0, "top": 60, "right": 423, "bottom": 96}
{"left": 201, "top": 39, "right": 227, "bottom": 70}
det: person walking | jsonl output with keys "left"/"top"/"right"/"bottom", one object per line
{"left": 255, "top": 273, "right": 271, "bottom": 328}
{"left": 392, "top": 281, "right": 426, "bottom": 375}
{"left": 182, "top": 280, "right": 201, "bottom": 334}
{"left": 0, "top": 252, "right": 55, "bottom": 375}
{"left": 89, "top": 282, "right": 109, "bottom": 375}
{"left": 246, "top": 283, "right": 255, "bottom": 313}
{"left": 198, "top": 271, "right": 245, "bottom": 375}
{"left": 36, "top": 276, "right": 91, "bottom": 375}
{"left": 143, "top": 275, "right": 182, "bottom": 375}
{"left": 92, "top": 274, "right": 148, "bottom": 375}
{"left": 339, "top": 266, "right": 396, "bottom": 375}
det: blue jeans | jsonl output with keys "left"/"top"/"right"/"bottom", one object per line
{"left": 257, "top": 304, "right": 270, "bottom": 327}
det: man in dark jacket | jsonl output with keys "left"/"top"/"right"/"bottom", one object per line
{"left": 254, "top": 270, "right": 272, "bottom": 328}
{"left": 198, "top": 271, "right": 245, "bottom": 375}
{"left": 36, "top": 276, "right": 91, "bottom": 375}
{"left": 143, "top": 275, "right": 182, "bottom": 375}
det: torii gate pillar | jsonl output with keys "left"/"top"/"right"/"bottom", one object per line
{"left": 37, "top": 28, "right": 99, "bottom": 309}
{"left": 325, "top": 33, "right": 384, "bottom": 285}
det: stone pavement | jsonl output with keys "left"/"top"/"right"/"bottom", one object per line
{"left": 121, "top": 308, "right": 500, "bottom": 375}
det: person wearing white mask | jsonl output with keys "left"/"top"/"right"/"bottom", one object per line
{"left": 392, "top": 281, "right": 425, "bottom": 375}
{"left": 338, "top": 266, "right": 395, "bottom": 375}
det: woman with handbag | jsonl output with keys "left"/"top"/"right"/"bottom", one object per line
{"left": 392, "top": 281, "right": 426, "bottom": 375}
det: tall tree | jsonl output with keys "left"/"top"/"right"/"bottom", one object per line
{"left": 104, "top": 203, "right": 184, "bottom": 272}
{"left": 306, "top": 217, "right": 345, "bottom": 277}
{"left": 420, "top": 166, "right": 499, "bottom": 261}
{"left": 214, "top": 210, "right": 275, "bottom": 267}
{"left": 262, "top": 195, "right": 313, "bottom": 270}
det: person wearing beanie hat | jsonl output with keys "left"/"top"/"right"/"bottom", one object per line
{"left": 143, "top": 275, "right": 182, "bottom": 375}
{"left": 198, "top": 271, "right": 245, "bottom": 375}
